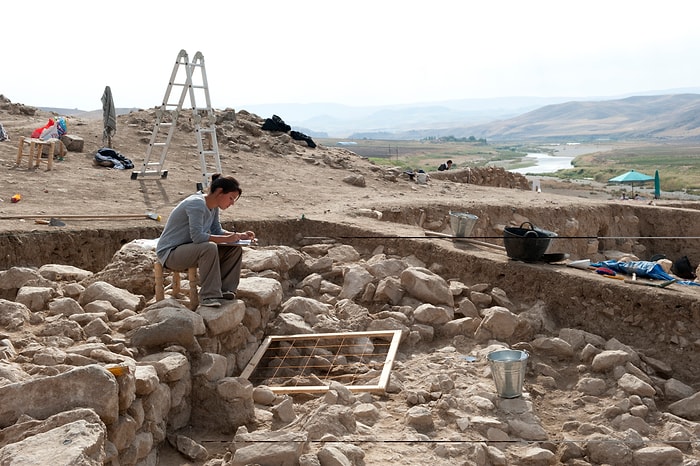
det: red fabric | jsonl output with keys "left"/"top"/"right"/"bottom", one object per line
{"left": 31, "top": 119, "right": 55, "bottom": 139}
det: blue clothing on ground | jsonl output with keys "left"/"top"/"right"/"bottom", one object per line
{"left": 591, "top": 260, "right": 700, "bottom": 286}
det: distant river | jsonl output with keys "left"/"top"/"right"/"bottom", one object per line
{"left": 509, "top": 153, "right": 575, "bottom": 175}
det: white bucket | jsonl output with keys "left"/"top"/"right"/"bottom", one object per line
{"left": 487, "top": 349, "right": 529, "bottom": 398}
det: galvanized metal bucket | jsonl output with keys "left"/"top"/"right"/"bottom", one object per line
{"left": 449, "top": 212, "right": 479, "bottom": 238}
{"left": 487, "top": 349, "right": 529, "bottom": 398}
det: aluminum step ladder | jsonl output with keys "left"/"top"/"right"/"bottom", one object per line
{"left": 131, "top": 49, "right": 222, "bottom": 191}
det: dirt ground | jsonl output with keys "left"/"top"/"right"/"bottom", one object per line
{"left": 1, "top": 102, "right": 694, "bottom": 271}
{"left": 0, "top": 99, "right": 630, "bottom": 234}
{"left": 2, "top": 100, "right": 700, "bottom": 465}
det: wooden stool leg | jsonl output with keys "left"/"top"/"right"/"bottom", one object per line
{"left": 16, "top": 137, "right": 25, "bottom": 166}
{"left": 46, "top": 141, "right": 55, "bottom": 171}
{"left": 155, "top": 262, "right": 199, "bottom": 308}
{"left": 31, "top": 140, "right": 40, "bottom": 168}
{"left": 154, "top": 262, "right": 165, "bottom": 301}
{"left": 188, "top": 267, "right": 199, "bottom": 308}
{"left": 172, "top": 270, "right": 182, "bottom": 296}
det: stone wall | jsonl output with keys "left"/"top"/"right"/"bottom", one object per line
{"left": 0, "top": 244, "right": 286, "bottom": 464}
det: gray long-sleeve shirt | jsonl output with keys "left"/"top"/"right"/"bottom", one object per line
{"left": 156, "top": 193, "right": 226, "bottom": 265}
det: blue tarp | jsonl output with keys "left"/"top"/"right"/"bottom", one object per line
{"left": 591, "top": 260, "right": 700, "bottom": 286}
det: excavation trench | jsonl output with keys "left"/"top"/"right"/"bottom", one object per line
{"left": 1, "top": 201, "right": 699, "bottom": 386}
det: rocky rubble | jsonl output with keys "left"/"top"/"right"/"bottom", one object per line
{"left": 430, "top": 165, "right": 530, "bottom": 190}
{"left": 0, "top": 239, "right": 699, "bottom": 466}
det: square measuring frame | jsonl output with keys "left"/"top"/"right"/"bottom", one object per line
{"left": 240, "top": 330, "right": 402, "bottom": 394}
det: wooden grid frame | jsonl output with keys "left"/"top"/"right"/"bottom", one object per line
{"left": 240, "top": 330, "right": 402, "bottom": 394}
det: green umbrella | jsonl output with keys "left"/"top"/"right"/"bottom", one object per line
{"left": 608, "top": 170, "right": 654, "bottom": 195}
{"left": 654, "top": 170, "right": 660, "bottom": 199}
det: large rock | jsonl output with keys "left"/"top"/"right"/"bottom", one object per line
{"left": 198, "top": 300, "right": 245, "bottom": 335}
{"left": 326, "top": 244, "right": 361, "bottom": 263}
{"left": 373, "top": 276, "right": 404, "bottom": 305}
{"left": 191, "top": 377, "right": 254, "bottom": 432}
{"left": 86, "top": 239, "right": 159, "bottom": 298}
{"left": 338, "top": 264, "right": 374, "bottom": 300}
{"left": 474, "top": 306, "right": 518, "bottom": 341}
{"left": 668, "top": 392, "right": 700, "bottom": 421}
{"left": 414, "top": 303, "right": 453, "bottom": 325}
{"left": 244, "top": 248, "right": 284, "bottom": 272}
{"left": 15, "top": 286, "right": 55, "bottom": 312}
{"left": 237, "top": 277, "right": 283, "bottom": 309}
{"left": 0, "top": 300, "right": 32, "bottom": 330}
{"left": 280, "top": 296, "right": 332, "bottom": 321}
{"left": 0, "top": 408, "right": 103, "bottom": 449}
{"left": 128, "top": 305, "right": 205, "bottom": 351}
{"left": 0, "top": 365, "right": 119, "bottom": 428}
{"left": 0, "top": 419, "right": 105, "bottom": 465}
{"left": 60, "top": 134, "right": 84, "bottom": 152}
{"left": 591, "top": 350, "right": 631, "bottom": 372}
{"left": 366, "top": 257, "right": 408, "bottom": 279}
{"left": 79, "top": 281, "right": 145, "bottom": 312}
{"left": 267, "top": 312, "right": 314, "bottom": 335}
{"left": 0, "top": 267, "right": 44, "bottom": 290}
{"left": 38, "top": 264, "right": 93, "bottom": 282}
{"left": 140, "top": 352, "right": 190, "bottom": 383}
{"left": 400, "top": 267, "right": 453, "bottom": 306}
{"left": 231, "top": 428, "right": 307, "bottom": 466}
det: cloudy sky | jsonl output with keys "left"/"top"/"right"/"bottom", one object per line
{"left": 3, "top": 0, "right": 699, "bottom": 111}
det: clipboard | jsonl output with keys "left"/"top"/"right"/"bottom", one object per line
{"left": 220, "top": 239, "right": 257, "bottom": 246}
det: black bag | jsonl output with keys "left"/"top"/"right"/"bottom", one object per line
{"left": 261, "top": 115, "right": 291, "bottom": 132}
{"left": 94, "top": 148, "right": 134, "bottom": 170}
{"left": 290, "top": 130, "right": 316, "bottom": 148}
{"left": 672, "top": 255, "right": 696, "bottom": 280}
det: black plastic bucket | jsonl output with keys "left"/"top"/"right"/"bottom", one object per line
{"left": 503, "top": 222, "right": 557, "bottom": 262}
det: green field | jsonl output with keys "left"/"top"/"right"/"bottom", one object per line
{"left": 558, "top": 143, "right": 700, "bottom": 193}
{"left": 319, "top": 138, "right": 533, "bottom": 173}
{"left": 320, "top": 138, "right": 700, "bottom": 194}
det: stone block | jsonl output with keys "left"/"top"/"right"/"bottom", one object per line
{"left": 61, "top": 134, "right": 84, "bottom": 152}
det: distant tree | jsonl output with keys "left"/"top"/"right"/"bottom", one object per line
{"left": 419, "top": 135, "right": 487, "bottom": 144}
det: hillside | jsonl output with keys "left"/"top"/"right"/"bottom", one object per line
{"left": 268, "top": 93, "right": 700, "bottom": 142}
{"left": 444, "top": 94, "right": 700, "bottom": 142}
{"left": 30, "top": 92, "right": 700, "bottom": 142}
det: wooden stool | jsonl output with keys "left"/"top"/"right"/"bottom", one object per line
{"left": 154, "top": 262, "right": 199, "bottom": 309}
{"left": 34, "top": 138, "right": 57, "bottom": 171}
{"left": 16, "top": 137, "right": 39, "bottom": 169}
{"left": 15, "top": 137, "right": 56, "bottom": 170}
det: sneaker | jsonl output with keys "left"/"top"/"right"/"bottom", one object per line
{"left": 221, "top": 291, "right": 237, "bottom": 300}
{"left": 200, "top": 298, "right": 221, "bottom": 307}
